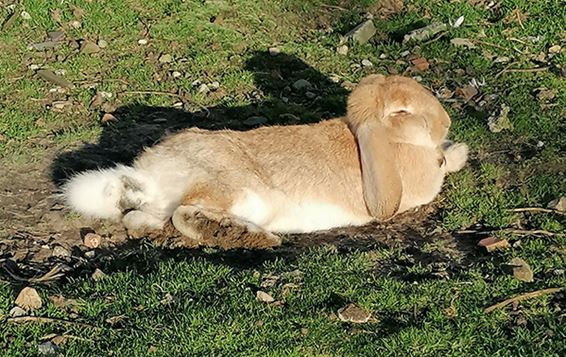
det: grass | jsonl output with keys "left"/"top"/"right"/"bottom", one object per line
{"left": 1, "top": 0, "right": 565, "bottom": 355}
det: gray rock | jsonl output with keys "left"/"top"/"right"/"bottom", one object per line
{"left": 361, "top": 59, "right": 373, "bottom": 67}
{"left": 209, "top": 81, "right": 220, "bottom": 91}
{"left": 38, "top": 342, "right": 58, "bottom": 356}
{"left": 343, "top": 20, "right": 376, "bottom": 44}
{"left": 244, "top": 116, "right": 267, "bottom": 126}
{"left": 269, "top": 47, "right": 280, "bottom": 56}
{"left": 28, "top": 41, "right": 60, "bottom": 51}
{"left": 292, "top": 79, "right": 312, "bottom": 91}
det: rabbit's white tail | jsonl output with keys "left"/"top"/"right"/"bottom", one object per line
{"left": 62, "top": 165, "right": 138, "bottom": 220}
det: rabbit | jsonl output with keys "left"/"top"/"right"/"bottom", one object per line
{"left": 62, "top": 74, "right": 468, "bottom": 246}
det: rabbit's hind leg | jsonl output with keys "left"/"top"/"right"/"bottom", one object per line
{"left": 171, "top": 204, "right": 281, "bottom": 249}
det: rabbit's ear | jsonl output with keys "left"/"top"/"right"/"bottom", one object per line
{"left": 346, "top": 78, "right": 401, "bottom": 220}
{"left": 383, "top": 111, "right": 434, "bottom": 147}
{"left": 355, "top": 121, "right": 402, "bottom": 220}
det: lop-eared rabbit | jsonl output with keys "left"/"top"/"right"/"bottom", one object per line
{"left": 63, "top": 74, "right": 468, "bottom": 247}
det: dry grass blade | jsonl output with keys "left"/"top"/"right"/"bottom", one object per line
{"left": 456, "top": 228, "right": 561, "bottom": 237}
{"left": 508, "top": 207, "right": 566, "bottom": 216}
{"left": 29, "top": 264, "right": 66, "bottom": 283}
{"left": 484, "top": 287, "right": 563, "bottom": 313}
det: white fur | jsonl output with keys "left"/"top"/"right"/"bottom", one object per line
{"left": 61, "top": 165, "right": 134, "bottom": 220}
{"left": 229, "top": 190, "right": 372, "bottom": 233}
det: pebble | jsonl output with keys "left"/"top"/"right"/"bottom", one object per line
{"left": 9, "top": 306, "right": 27, "bottom": 317}
{"left": 97, "top": 39, "right": 108, "bottom": 48}
{"left": 20, "top": 11, "right": 32, "bottom": 20}
{"left": 361, "top": 59, "right": 373, "bottom": 67}
{"left": 269, "top": 47, "right": 280, "bottom": 56}
{"left": 292, "top": 79, "right": 312, "bottom": 91}
{"left": 70, "top": 20, "right": 81, "bottom": 29}
{"left": 209, "top": 81, "right": 220, "bottom": 91}
{"left": 197, "top": 83, "right": 209, "bottom": 94}
{"left": 138, "top": 38, "right": 148, "bottom": 45}
{"left": 336, "top": 45, "right": 348, "bottom": 55}
{"left": 38, "top": 342, "right": 58, "bottom": 356}
{"left": 159, "top": 54, "right": 173, "bottom": 63}
{"left": 172, "top": 71, "right": 182, "bottom": 79}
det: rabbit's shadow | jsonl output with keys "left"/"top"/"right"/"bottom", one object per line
{"left": 50, "top": 51, "right": 349, "bottom": 184}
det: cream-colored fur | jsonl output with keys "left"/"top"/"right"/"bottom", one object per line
{"left": 62, "top": 75, "right": 468, "bottom": 239}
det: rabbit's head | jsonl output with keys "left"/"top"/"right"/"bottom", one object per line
{"left": 344, "top": 75, "right": 452, "bottom": 220}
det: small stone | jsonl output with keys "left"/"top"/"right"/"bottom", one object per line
{"left": 92, "top": 268, "right": 106, "bottom": 281}
{"left": 337, "top": 304, "right": 371, "bottom": 323}
{"left": 52, "top": 246, "right": 71, "bottom": 258}
{"left": 244, "top": 116, "right": 267, "bottom": 126}
{"left": 21, "top": 11, "right": 32, "bottom": 20}
{"left": 191, "top": 79, "right": 201, "bottom": 87}
{"left": 83, "top": 232, "right": 101, "bottom": 249}
{"left": 487, "top": 104, "right": 512, "bottom": 133}
{"left": 209, "top": 81, "right": 220, "bottom": 91}
{"left": 412, "top": 75, "right": 423, "bottom": 82}
{"left": 101, "top": 113, "right": 117, "bottom": 123}
{"left": 536, "top": 141, "right": 544, "bottom": 148}
{"left": 172, "top": 71, "right": 182, "bottom": 78}
{"left": 548, "top": 45, "right": 561, "bottom": 54}
{"left": 361, "top": 59, "right": 373, "bottom": 67}
{"left": 478, "top": 237, "right": 510, "bottom": 252}
{"left": 84, "top": 251, "right": 96, "bottom": 259}
{"left": 269, "top": 47, "right": 280, "bottom": 56}
{"left": 292, "top": 79, "right": 312, "bottom": 91}
{"left": 536, "top": 88, "right": 557, "bottom": 102}
{"left": 173, "top": 101, "right": 183, "bottom": 108}
{"left": 400, "top": 50, "right": 410, "bottom": 57}
{"left": 336, "top": 45, "right": 348, "bottom": 55}
{"left": 159, "top": 54, "right": 173, "bottom": 64}
{"left": 15, "top": 287, "right": 43, "bottom": 311}
{"left": 256, "top": 290, "right": 274, "bottom": 303}
{"left": 97, "top": 39, "right": 108, "bottom": 48}
{"left": 343, "top": 20, "right": 376, "bottom": 44}
{"left": 305, "top": 91, "right": 316, "bottom": 99}
{"left": 547, "top": 197, "right": 566, "bottom": 212}
{"left": 197, "top": 83, "right": 209, "bottom": 94}
{"left": 29, "top": 64, "right": 40, "bottom": 70}
{"left": 379, "top": 53, "right": 387, "bottom": 59}
{"left": 70, "top": 20, "right": 81, "bottom": 29}
{"left": 9, "top": 306, "right": 27, "bottom": 317}
{"left": 506, "top": 257, "right": 534, "bottom": 282}
{"left": 80, "top": 40, "right": 100, "bottom": 54}
{"left": 38, "top": 341, "right": 58, "bottom": 356}
{"left": 493, "top": 56, "right": 511, "bottom": 64}
{"left": 450, "top": 38, "right": 476, "bottom": 49}
{"left": 411, "top": 57, "right": 429, "bottom": 71}
{"left": 138, "top": 38, "right": 148, "bottom": 45}
{"left": 99, "top": 91, "right": 113, "bottom": 99}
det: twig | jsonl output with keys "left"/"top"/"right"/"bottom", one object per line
{"left": 6, "top": 316, "right": 102, "bottom": 329}
{"left": 423, "top": 31, "right": 448, "bottom": 46}
{"left": 508, "top": 207, "right": 566, "bottom": 216}
{"left": 472, "top": 39, "right": 510, "bottom": 51}
{"left": 484, "top": 287, "right": 563, "bottom": 313}
{"left": 495, "top": 61, "right": 519, "bottom": 79}
{"left": 456, "top": 228, "right": 561, "bottom": 237}
{"left": 320, "top": 4, "right": 347, "bottom": 11}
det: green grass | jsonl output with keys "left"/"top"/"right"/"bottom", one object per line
{"left": 1, "top": 0, "right": 565, "bottom": 355}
